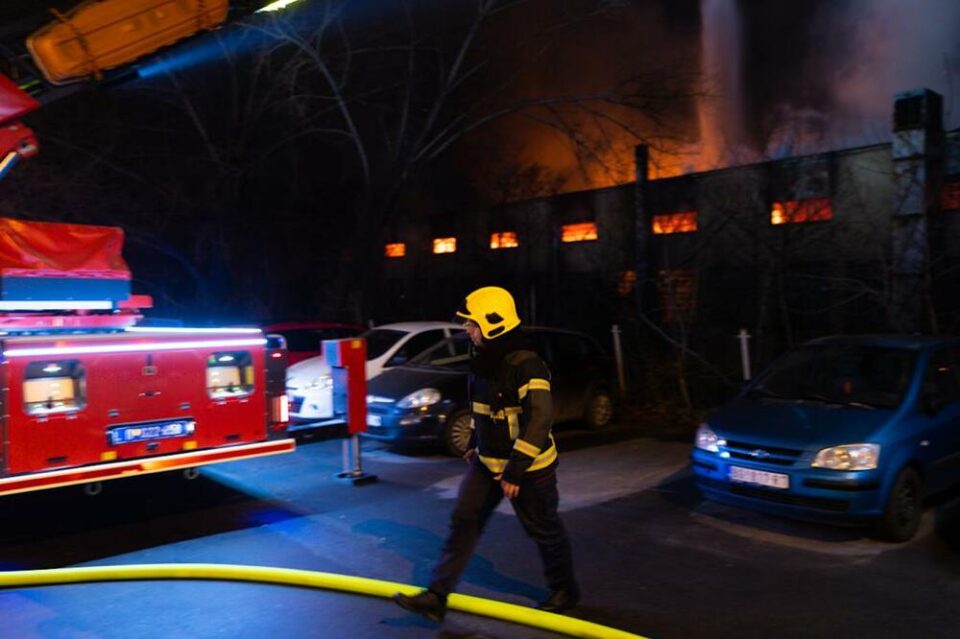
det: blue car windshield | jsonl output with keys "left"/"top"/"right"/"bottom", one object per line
{"left": 750, "top": 344, "right": 917, "bottom": 409}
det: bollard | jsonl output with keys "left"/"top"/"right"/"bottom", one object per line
{"left": 737, "top": 328, "right": 752, "bottom": 381}
{"left": 611, "top": 324, "right": 626, "bottom": 396}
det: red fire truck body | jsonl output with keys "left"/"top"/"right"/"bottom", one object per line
{"left": 0, "top": 221, "right": 294, "bottom": 497}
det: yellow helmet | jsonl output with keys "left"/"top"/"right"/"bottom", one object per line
{"left": 456, "top": 286, "right": 521, "bottom": 339}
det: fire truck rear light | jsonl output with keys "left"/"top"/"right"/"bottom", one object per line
{"left": 183, "top": 441, "right": 197, "bottom": 450}
{"left": 270, "top": 395, "right": 289, "bottom": 425}
{"left": 101, "top": 451, "right": 117, "bottom": 462}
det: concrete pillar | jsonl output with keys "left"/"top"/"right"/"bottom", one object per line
{"left": 889, "top": 89, "right": 944, "bottom": 332}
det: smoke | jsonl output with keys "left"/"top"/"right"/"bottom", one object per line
{"left": 461, "top": 0, "right": 701, "bottom": 194}
{"left": 812, "top": 0, "right": 960, "bottom": 146}
{"left": 697, "top": 0, "right": 746, "bottom": 168}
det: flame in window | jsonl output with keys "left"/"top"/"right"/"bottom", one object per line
{"left": 490, "top": 231, "right": 519, "bottom": 249}
{"left": 433, "top": 237, "right": 457, "bottom": 254}
{"left": 652, "top": 211, "right": 698, "bottom": 234}
{"left": 942, "top": 181, "right": 960, "bottom": 211}
{"left": 561, "top": 222, "right": 598, "bottom": 243}
{"left": 771, "top": 197, "right": 832, "bottom": 225}
{"left": 384, "top": 243, "right": 406, "bottom": 258}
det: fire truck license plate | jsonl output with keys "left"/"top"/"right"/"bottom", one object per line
{"left": 108, "top": 420, "right": 196, "bottom": 446}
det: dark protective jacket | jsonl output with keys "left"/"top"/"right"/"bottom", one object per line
{"left": 469, "top": 330, "right": 558, "bottom": 484}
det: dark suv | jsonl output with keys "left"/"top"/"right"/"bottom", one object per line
{"left": 362, "top": 327, "right": 616, "bottom": 456}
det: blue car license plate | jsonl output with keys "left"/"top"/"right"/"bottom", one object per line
{"left": 729, "top": 465, "right": 790, "bottom": 489}
{"left": 108, "top": 419, "right": 196, "bottom": 446}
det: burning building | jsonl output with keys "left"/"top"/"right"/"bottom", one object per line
{"left": 378, "top": 88, "right": 960, "bottom": 373}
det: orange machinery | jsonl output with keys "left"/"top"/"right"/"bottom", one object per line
{"left": 27, "top": 0, "right": 230, "bottom": 85}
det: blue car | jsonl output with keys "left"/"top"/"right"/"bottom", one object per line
{"left": 692, "top": 335, "right": 960, "bottom": 541}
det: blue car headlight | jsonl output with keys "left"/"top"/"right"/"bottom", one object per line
{"left": 695, "top": 423, "right": 723, "bottom": 453}
{"left": 398, "top": 388, "right": 441, "bottom": 409}
{"left": 811, "top": 444, "right": 880, "bottom": 470}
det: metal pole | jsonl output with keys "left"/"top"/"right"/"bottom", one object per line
{"left": 611, "top": 324, "right": 626, "bottom": 395}
{"left": 350, "top": 434, "right": 362, "bottom": 476}
{"left": 738, "top": 328, "right": 752, "bottom": 381}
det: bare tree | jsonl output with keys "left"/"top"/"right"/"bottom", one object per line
{"left": 249, "top": 0, "right": 697, "bottom": 318}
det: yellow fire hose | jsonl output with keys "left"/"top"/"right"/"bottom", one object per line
{"left": 0, "top": 563, "right": 648, "bottom": 639}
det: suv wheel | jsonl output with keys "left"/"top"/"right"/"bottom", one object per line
{"left": 443, "top": 409, "right": 473, "bottom": 457}
{"left": 875, "top": 466, "right": 923, "bottom": 542}
{"left": 583, "top": 388, "right": 614, "bottom": 430}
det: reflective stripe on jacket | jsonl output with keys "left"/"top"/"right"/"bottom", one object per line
{"left": 470, "top": 348, "right": 557, "bottom": 483}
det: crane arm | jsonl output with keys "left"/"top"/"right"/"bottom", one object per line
{"left": 0, "top": 71, "right": 39, "bottom": 181}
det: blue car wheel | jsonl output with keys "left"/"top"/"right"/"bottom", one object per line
{"left": 875, "top": 467, "right": 923, "bottom": 542}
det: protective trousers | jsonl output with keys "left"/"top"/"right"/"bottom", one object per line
{"left": 428, "top": 458, "right": 578, "bottom": 597}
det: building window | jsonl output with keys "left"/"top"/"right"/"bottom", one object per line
{"left": 941, "top": 180, "right": 960, "bottom": 211}
{"left": 771, "top": 197, "right": 833, "bottom": 225}
{"left": 384, "top": 242, "right": 406, "bottom": 258}
{"left": 490, "top": 231, "right": 519, "bottom": 249}
{"left": 652, "top": 211, "right": 698, "bottom": 234}
{"left": 657, "top": 270, "right": 697, "bottom": 324}
{"left": 561, "top": 222, "right": 598, "bottom": 243}
{"left": 433, "top": 237, "right": 457, "bottom": 254}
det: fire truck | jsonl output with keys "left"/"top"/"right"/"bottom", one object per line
{"left": 0, "top": 218, "right": 294, "bottom": 497}
{"left": 0, "top": 1, "right": 297, "bottom": 497}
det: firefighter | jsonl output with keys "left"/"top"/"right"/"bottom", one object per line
{"left": 393, "top": 286, "right": 580, "bottom": 622}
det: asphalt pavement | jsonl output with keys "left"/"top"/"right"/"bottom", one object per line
{"left": 2, "top": 422, "right": 960, "bottom": 639}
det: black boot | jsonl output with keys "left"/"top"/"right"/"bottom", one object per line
{"left": 535, "top": 587, "right": 580, "bottom": 614}
{"left": 393, "top": 589, "right": 447, "bottom": 623}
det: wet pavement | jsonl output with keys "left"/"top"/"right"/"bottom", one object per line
{"left": 2, "top": 421, "right": 960, "bottom": 639}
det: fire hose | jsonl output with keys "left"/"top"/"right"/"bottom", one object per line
{"left": 0, "top": 563, "right": 648, "bottom": 639}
